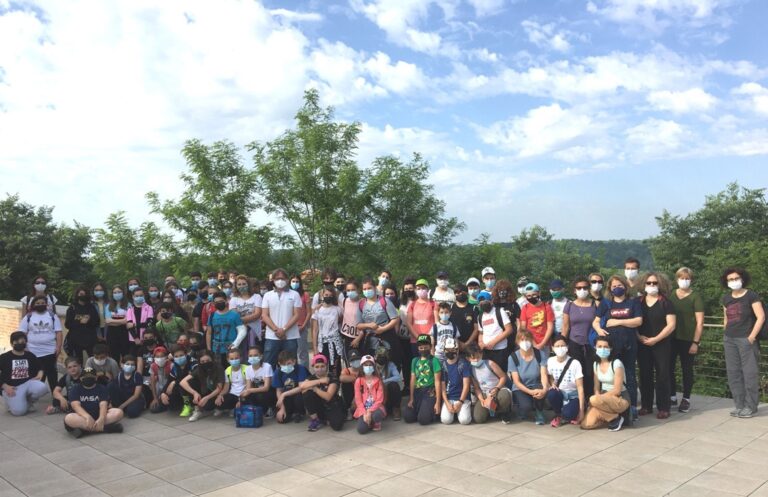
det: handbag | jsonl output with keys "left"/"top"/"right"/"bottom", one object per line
{"left": 234, "top": 405, "right": 263, "bottom": 428}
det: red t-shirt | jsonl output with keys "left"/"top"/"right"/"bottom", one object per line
{"left": 520, "top": 302, "right": 555, "bottom": 345}
{"left": 407, "top": 300, "right": 435, "bottom": 343}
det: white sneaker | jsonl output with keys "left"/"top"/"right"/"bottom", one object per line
{"left": 189, "top": 408, "right": 203, "bottom": 422}
{"left": 213, "top": 409, "right": 223, "bottom": 417}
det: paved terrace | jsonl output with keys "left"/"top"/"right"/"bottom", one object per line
{"left": 0, "top": 394, "right": 766, "bottom": 497}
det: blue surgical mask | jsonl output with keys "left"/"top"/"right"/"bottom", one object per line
{"left": 229, "top": 359, "right": 240, "bottom": 368}
{"left": 363, "top": 365, "right": 375, "bottom": 375}
{"left": 149, "top": 291, "right": 159, "bottom": 298}
{"left": 290, "top": 282, "right": 300, "bottom": 290}
{"left": 128, "top": 284, "right": 138, "bottom": 292}
{"left": 484, "top": 279, "right": 496, "bottom": 289}
{"left": 350, "top": 360, "right": 361, "bottom": 369}
{"left": 133, "top": 296, "right": 145, "bottom": 305}
{"left": 174, "top": 356, "right": 188, "bottom": 366}
{"left": 347, "top": 290, "right": 358, "bottom": 300}
{"left": 471, "top": 360, "right": 483, "bottom": 368}
{"left": 122, "top": 364, "right": 136, "bottom": 374}
{"left": 378, "top": 277, "right": 389, "bottom": 286}
{"left": 596, "top": 348, "right": 611, "bottom": 359}
{"left": 113, "top": 292, "right": 124, "bottom": 301}
{"left": 94, "top": 290, "right": 105, "bottom": 299}
{"left": 248, "top": 356, "right": 262, "bottom": 366}
{"left": 468, "top": 288, "right": 479, "bottom": 298}
{"left": 190, "top": 280, "right": 200, "bottom": 289}
{"left": 208, "top": 278, "right": 218, "bottom": 286}
{"left": 280, "top": 364, "right": 295, "bottom": 374}
{"left": 207, "top": 293, "right": 214, "bottom": 302}
{"left": 363, "top": 289, "right": 375, "bottom": 299}
{"left": 223, "top": 288, "right": 232, "bottom": 297}
{"left": 439, "top": 314, "right": 451, "bottom": 323}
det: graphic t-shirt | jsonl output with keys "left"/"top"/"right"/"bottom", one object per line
{"left": 406, "top": 300, "right": 435, "bottom": 343}
{"left": 341, "top": 298, "right": 361, "bottom": 339}
{"left": 207, "top": 311, "right": 243, "bottom": 354}
{"left": 0, "top": 351, "right": 40, "bottom": 387}
{"left": 478, "top": 306, "right": 511, "bottom": 350}
{"left": 155, "top": 317, "right": 187, "bottom": 345}
{"left": 410, "top": 356, "right": 441, "bottom": 388}
{"left": 520, "top": 303, "right": 554, "bottom": 345}
{"left": 69, "top": 383, "right": 109, "bottom": 419}
{"left": 547, "top": 356, "right": 584, "bottom": 394}
{"left": 722, "top": 290, "right": 760, "bottom": 339}
{"left": 229, "top": 294, "right": 262, "bottom": 344}
{"left": 432, "top": 322, "right": 459, "bottom": 360}
{"left": 597, "top": 298, "right": 642, "bottom": 334}
{"left": 245, "top": 362, "right": 274, "bottom": 388}
{"left": 17, "top": 311, "right": 62, "bottom": 357}
{"left": 312, "top": 305, "right": 343, "bottom": 340}
{"left": 442, "top": 359, "right": 470, "bottom": 401}
{"left": 550, "top": 298, "right": 569, "bottom": 335}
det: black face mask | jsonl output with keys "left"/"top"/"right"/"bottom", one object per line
{"left": 419, "top": 349, "right": 430, "bottom": 358}
{"left": 323, "top": 281, "right": 334, "bottom": 289}
{"left": 161, "top": 311, "right": 172, "bottom": 319}
{"left": 201, "top": 362, "right": 213, "bottom": 371}
{"left": 12, "top": 342, "right": 26, "bottom": 352}
{"left": 445, "top": 352, "right": 457, "bottom": 360}
{"left": 498, "top": 290, "right": 508, "bottom": 299}
{"left": 214, "top": 301, "right": 227, "bottom": 311}
{"left": 526, "top": 296, "right": 540, "bottom": 305}
{"left": 81, "top": 377, "right": 97, "bottom": 388}
{"left": 34, "top": 305, "right": 47, "bottom": 313}
{"left": 191, "top": 344, "right": 202, "bottom": 351}
{"left": 456, "top": 294, "right": 468, "bottom": 303}
{"left": 375, "top": 355, "right": 388, "bottom": 365}
{"left": 402, "top": 290, "right": 415, "bottom": 301}
{"left": 144, "top": 340, "right": 156, "bottom": 349}
{"left": 199, "top": 291, "right": 208, "bottom": 300}
{"left": 335, "top": 284, "right": 344, "bottom": 292}
{"left": 322, "top": 296, "right": 334, "bottom": 304}
{"left": 77, "top": 295, "right": 88, "bottom": 302}
{"left": 480, "top": 301, "right": 492, "bottom": 313}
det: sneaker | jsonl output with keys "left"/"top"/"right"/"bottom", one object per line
{"left": 730, "top": 407, "right": 741, "bottom": 417}
{"left": 534, "top": 410, "right": 545, "bottom": 425}
{"left": 550, "top": 416, "right": 562, "bottom": 428}
{"left": 104, "top": 423, "right": 123, "bottom": 433}
{"left": 307, "top": 418, "right": 322, "bottom": 432}
{"left": 737, "top": 408, "right": 756, "bottom": 418}
{"left": 46, "top": 405, "right": 61, "bottom": 415}
{"left": 392, "top": 407, "right": 401, "bottom": 421}
{"left": 180, "top": 403, "right": 194, "bottom": 418}
{"left": 608, "top": 415, "right": 624, "bottom": 432}
{"left": 656, "top": 410, "right": 670, "bottom": 420}
{"left": 670, "top": 396, "right": 678, "bottom": 406}
{"left": 372, "top": 422, "right": 382, "bottom": 432}
{"left": 189, "top": 408, "right": 203, "bottom": 422}
{"left": 501, "top": 412, "right": 513, "bottom": 424}
{"left": 264, "top": 407, "right": 275, "bottom": 419}
{"left": 678, "top": 398, "right": 691, "bottom": 413}
{"left": 213, "top": 409, "right": 223, "bottom": 417}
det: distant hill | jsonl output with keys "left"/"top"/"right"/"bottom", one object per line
{"left": 557, "top": 239, "right": 653, "bottom": 269}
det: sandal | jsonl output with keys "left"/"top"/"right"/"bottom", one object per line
{"left": 45, "top": 405, "right": 60, "bottom": 415}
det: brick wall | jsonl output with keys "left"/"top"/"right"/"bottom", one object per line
{"left": 0, "top": 301, "right": 69, "bottom": 359}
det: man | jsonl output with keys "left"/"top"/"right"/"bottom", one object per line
{"left": 624, "top": 257, "right": 642, "bottom": 296}
{"left": 0, "top": 331, "right": 49, "bottom": 415}
{"left": 261, "top": 268, "right": 302, "bottom": 369}
{"left": 481, "top": 267, "right": 496, "bottom": 290}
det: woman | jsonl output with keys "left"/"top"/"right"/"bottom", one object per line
{"left": 126, "top": 278, "right": 141, "bottom": 306}
{"left": 721, "top": 267, "right": 764, "bottom": 418}
{"left": 17, "top": 294, "right": 63, "bottom": 394}
{"left": 397, "top": 278, "right": 417, "bottom": 391}
{"left": 311, "top": 287, "right": 344, "bottom": 376}
{"left": 593, "top": 275, "right": 642, "bottom": 420}
{"left": 562, "top": 276, "right": 597, "bottom": 397}
{"left": 64, "top": 286, "right": 100, "bottom": 364}
{"left": 290, "top": 273, "right": 312, "bottom": 368}
{"left": 637, "top": 272, "right": 676, "bottom": 419}
{"left": 179, "top": 349, "right": 225, "bottom": 422}
{"left": 105, "top": 285, "right": 131, "bottom": 362}
{"left": 546, "top": 336, "right": 585, "bottom": 427}
{"left": 357, "top": 277, "right": 401, "bottom": 361}
{"left": 582, "top": 335, "right": 630, "bottom": 431}
{"left": 92, "top": 282, "right": 109, "bottom": 343}
{"left": 229, "top": 275, "right": 263, "bottom": 358}
{"left": 669, "top": 267, "right": 704, "bottom": 413}
{"left": 508, "top": 330, "right": 547, "bottom": 424}
{"left": 21, "top": 275, "right": 58, "bottom": 313}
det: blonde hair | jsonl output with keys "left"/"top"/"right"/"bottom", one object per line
{"left": 675, "top": 267, "right": 693, "bottom": 279}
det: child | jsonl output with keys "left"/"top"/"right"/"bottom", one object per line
{"left": 582, "top": 336, "right": 629, "bottom": 431}
{"left": 340, "top": 349, "right": 362, "bottom": 420}
{"left": 149, "top": 346, "right": 172, "bottom": 413}
{"left": 64, "top": 367, "right": 124, "bottom": 438}
{"left": 520, "top": 283, "right": 555, "bottom": 359}
{"left": 403, "top": 335, "right": 441, "bottom": 425}
{"left": 180, "top": 349, "right": 225, "bottom": 422}
{"left": 0, "top": 331, "right": 49, "bottom": 415}
{"left": 48, "top": 357, "right": 82, "bottom": 414}
{"left": 107, "top": 355, "right": 145, "bottom": 418}
{"left": 126, "top": 287, "right": 154, "bottom": 355}
{"left": 206, "top": 291, "right": 247, "bottom": 366}
{"left": 176, "top": 334, "right": 190, "bottom": 352}
{"left": 105, "top": 286, "right": 130, "bottom": 362}
{"left": 242, "top": 346, "right": 275, "bottom": 416}
{"left": 188, "top": 333, "right": 204, "bottom": 359}
{"left": 432, "top": 302, "right": 459, "bottom": 362}
{"left": 136, "top": 330, "right": 159, "bottom": 385}
{"left": 160, "top": 345, "right": 197, "bottom": 416}
{"left": 300, "top": 354, "right": 345, "bottom": 432}
{"left": 476, "top": 290, "right": 513, "bottom": 374}
{"left": 440, "top": 338, "right": 471, "bottom": 425}
{"left": 17, "top": 295, "right": 63, "bottom": 394}
{"left": 311, "top": 287, "right": 344, "bottom": 375}
{"left": 215, "top": 349, "right": 249, "bottom": 415}
{"left": 406, "top": 279, "right": 435, "bottom": 354}
{"left": 155, "top": 303, "right": 187, "bottom": 346}
{"left": 374, "top": 342, "right": 402, "bottom": 420}
{"left": 467, "top": 344, "right": 513, "bottom": 424}
{"left": 273, "top": 350, "right": 309, "bottom": 423}
{"left": 85, "top": 343, "right": 120, "bottom": 385}
{"left": 546, "top": 336, "right": 585, "bottom": 427}
{"left": 354, "top": 355, "right": 386, "bottom": 434}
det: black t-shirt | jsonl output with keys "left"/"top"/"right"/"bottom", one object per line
{"left": 113, "top": 372, "right": 143, "bottom": 399}
{"left": 56, "top": 374, "right": 81, "bottom": 392}
{"left": 640, "top": 297, "right": 675, "bottom": 338}
{"left": 450, "top": 303, "right": 476, "bottom": 341}
{"left": 307, "top": 373, "right": 339, "bottom": 391}
{"left": 192, "top": 301, "right": 204, "bottom": 319}
{"left": 69, "top": 383, "right": 109, "bottom": 419}
{"left": 723, "top": 290, "right": 761, "bottom": 338}
{"left": 0, "top": 351, "right": 40, "bottom": 387}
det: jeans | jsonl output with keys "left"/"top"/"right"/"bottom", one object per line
{"left": 610, "top": 331, "right": 638, "bottom": 407}
{"left": 546, "top": 389, "right": 580, "bottom": 421}
{"left": 297, "top": 325, "right": 310, "bottom": 368}
{"left": 638, "top": 337, "right": 672, "bottom": 411}
{"left": 724, "top": 335, "right": 761, "bottom": 411}
{"left": 2, "top": 380, "right": 49, "bottom": 416}
{"left": 669, "top": 338, "right": 696, "bottom": 399}
{"left": 403, "top": 387, "right": 437, "bottom": 425}
{"left": 357, "top": 409, "right": 384, "bottom": 434}
{"left": 263, "top": 339, "right": 299, "bottom": 372}
{"left": 512, "top": 389, "right": 545, "bottom": 420}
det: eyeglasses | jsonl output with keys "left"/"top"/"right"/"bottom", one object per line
{"left": 590, "top": 280, "right": 603, "bottom": 284}
{"left": 646, "top": 281, "right": 659, "bottom": 286}
{"left": 726, "top": 277, "right": 741, "bottom": 282}
{"left": 575, "top": 286, "right": 589, "bottom": 290}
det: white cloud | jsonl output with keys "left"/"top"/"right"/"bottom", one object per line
{"left": 732, "top": 82, "right": 768, "bottom": 116}
{"left": 466, "top": 0, "right": 506, "bottom": 17}
{"left": 724, "top": 129, "right": 768, "bottom": 156}
{"left": 625, "top": 118, "right": 687, "bottom": 157}
{"left": 268, "top": 8, "right": 323, "bottom": 22}
{"left": 521, "top": 20, "right": 583, "bottom": 52}
{"left": 587, "top": 0, "right": 728, "bottom": 32}
{"left": 646, "top": 87, "right": 717, "bottom": 114}
{"left": 553, "top": 145, "right": 612, "bottom": 163}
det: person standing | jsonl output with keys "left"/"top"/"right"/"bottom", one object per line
{"left": 261, "top": 268, "right": 302, "bottom": 370}
{"left": 17, "top": 295, "right": 62, "bottom": 394}
{"left": 668, "top": 267, "right": 704, "bottom": 413}
{"left": 64, "top": 286, "right": 100, "bottom": 364}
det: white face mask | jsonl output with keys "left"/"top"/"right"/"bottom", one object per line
{"left": 554, "top": 346, "right": 568, "bottom": 358}
{"left": 155, "top": 357, "right": 167, "bottom": 367}
{"left": 517, "top": 286, "right": 526, "bottom": 295}
{"left": 624, "top": 269, "right": 639, "bottom": 280}
{"left": 436, "top": 279, "right": 449, "bottom": 289}
{"left": 591, "top": 283, "right": 603, "bottom": 292}
{"left": 273, "top": 279, "right": 287, "bottom": 289}
{"left": 728, "top": 279, "right": 743, "bottom": 291}
{"left": 575, "top": 289, "right": 590, "bottom": 299}
{"left": 34, "top": 283, "right": 47, "bottom": 292}
{"left": 644, "top": 285, "right": 659, "bottom": 296}
{"left": 677, "top": 279, "right": 691, "bottom": 290}
{"left": 518, "top": 340, "right": 532, "bottom": 352}
{"left": 94, "top": 358, "right": 106, "bottom": 366}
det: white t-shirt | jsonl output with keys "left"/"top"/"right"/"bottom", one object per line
{"left": 261, "top": 289, "right": 302, "bottom": 340}
{"left": 547, "top": 356, "right": 584, "bottom": 393}
{"left": 432, "top": 288, "right": 456, "bottom": 305}
{"left": 312, "top": 291, "right": 345, "bottom": 309}
{"left": 478, "top": 306, "right": 511, "bottom": 350}
{"left": 311, "top": 305, "right": 342, "bottom": 340}
{"left": 18, "top": 311, "right": 62, "bottom": 357}
{"left": 229, "top": 294, "right": 262, "bottom": 334}
{"left": 245, "top": 362, "right": 274, "bottom": 388}
{"left": 226, "top": 366, "right": 248, "bottom": 396}
{"left": 432, "top": 322, "right": 459, "bottom": 359}
{"left": 20, "top": 294, "right": 58, "bottom": 312}
{"left": 550, "top": 298, "right": 569, "bottom": 334}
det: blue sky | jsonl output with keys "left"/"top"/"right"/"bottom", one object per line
{"left": 1, "top": 0, "right": 766, "bottom": 243}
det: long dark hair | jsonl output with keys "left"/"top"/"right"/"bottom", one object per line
{"left": 25, "top": 275, "right": 52, "bottom": 311}
{"left": 594, "top": 335, "right": 619, "bottom": 363}
{"left": 71, "top": 285, "right": 91, "bottom": 306}
{"left": 109, "top": 285, "right": 126, "bottom": 313}
{"left": 289, "top": 273, "right": 305, "bottom": 296}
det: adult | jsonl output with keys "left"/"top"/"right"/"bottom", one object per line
{"left": 546, "top": 336, "right": 585, "bottom": 427}
{"left": 562, "top": 276, "right": 597, "bottom": 397}
{"left": 721, "top": 267, "right": 764, "bottom": 418}
{"left": 508, "top": 330, "right": 547, "bottom": 424}
{"left": 588, "top": 273, "right": 605, "bottom": 304}
{"left": 0, "top": 331, "right": 49, "bottom": 415}
{"left": 21, "top": 275, "right": 57, "bottom": 313}
{"left": 357, "top": 277, "right": 401, "bottom": 363}
{"left": 668, "top": 267, "right": 704, "bottom": 413}
{"left": 624, "top": 257, "right": 642, "bottom": 296}
{"left": 481, "top": 267, "right": 496, "bottom": 291}
{"left": 581, "top": 336, "right": 630, "bottom": 431}
{"left": 229, "top": 275, "right": 263, "bottom": 358}
{"left": 17, "top": 294, "right": 62, "bottom": 393}
{"left": 64, "top": 286, "right": 100, "bottom": 364}
{"left": 260, "top": 268, "right": 302, "bottom": 370}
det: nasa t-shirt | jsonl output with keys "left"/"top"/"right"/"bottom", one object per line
{"left": 68, "top": 383, "right": 109, "bottom": 419}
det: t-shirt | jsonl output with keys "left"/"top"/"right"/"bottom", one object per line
{"left": 307, "top": 373, "right": 339, "bottom": 394}
{"left": 670, "top": 290, "right": 705, "bottom": 342}
{"left": 56, "top": 374, "right": 81, "bottom": 393}
{"left": 478, "top": 306, "right": 511, "bottom": 350}
{"left": 113, "top": 372, "right": 143, "bottom": 399}
{"left": 224, "top": 365, "right": 248, "bottom": 396}
{"left": 432, "top": 322, "right": 459, "bottom": 360}
{"left": 229, "top": 294, "right": 263, "bottom": 341}
{"left": 312, "top": 305, "right": 343, "bottom": 340}
{"left": 272, "top": 364, "right": 309, "bottom": 391}
{"left": 432, "top": 288, "right": 456, "bottom": 305}
{"left": 85, "top": 357, "right": 121, "bottom": 382}
{"left": 69, "top": 383, "right": 109, "bottom": 419}
{"left": 472, "top": 360, "right": 499, "bottom": 395}
{"left": 296, "top": 292, "right": 310, "bottom": 328}
{"left": 193, "top": 364, "right": 226, "bottom": 395}
{"left": 340, "top": 298, "right": 361, "bottom": 339}
{"left": 722, "top": 290, "right": 761, "bottom": 338}
{"left": 450, "top": 303, "right": 476, "bottom": 342}
{"left": 154, "top": 317, "right": 187, "bottom": 345}
{"left": 358, "top": 298, "right": 399, "bottom": 327}
{"left": 640, "top": 297, "right": 675, "bottom": 338}
{"left": 520, "top": 302, "right": 554, "bottom": 346}
{"left": 550, "top": 298, "right": 570, "bottom": 335}
{"left": 410, "top": 356, "right": 441, "bottom": 388}
{"left": 245, "top": 362, "right": 274, "bottom": 388}
{"left": 594, "top": 359, "right": 626, "bottom": 392}
{"left": 547, "top": 356, "right": 583, "bottom": 394}
{"left": 508, "top": 350, "right": 543, "bottom": 391}
{"left": 207, "top": 311, "right": 243, "bottom": 354}
{"left": 406, "top": 300, "right": 435, "bottom": 343}
{"left": 17, "top": 311, "right": 62, "bottom": 357}
{"left": 563, "top": 301, "right": 597, "bottom": 346}
{"left": 261, "top": 289, "right": 303, "bottom": 340}
{"left": 497, "top": 302, "right": 520, "bottom": 329}
{"left": 0, "top": 351, "right": 40, "bottom": 387}
{"left": 442, "top": 359, "right": 470, "bottom": 401}
{"left": 597, "top": 298, "right": 642, "bottom": 334}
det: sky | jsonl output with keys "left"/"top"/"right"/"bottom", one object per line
{"left": 1, "top": 0, "right": 767, "bottom": 244}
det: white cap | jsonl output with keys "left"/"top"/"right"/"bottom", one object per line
{"left": 466, "top": 277, "right": 480, "bottom": 286}
{"left": 481, "top": 267, "right": 496, "bottom": 277}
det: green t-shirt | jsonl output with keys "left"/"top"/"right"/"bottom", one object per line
{"left": 155, "top": 316, "right": 187, "bottom": 344}
{"left": 670, "top": 290, "right": 704, "bottom": 341}
{"left": 410, "top": 356, "right": 442, "bottom": 388}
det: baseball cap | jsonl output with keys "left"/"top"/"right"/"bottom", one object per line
{"left": 82, "top": 367, "right": 97, "bottom": 377}
{"left": 436, "top": 270, "right": 449, "bottom": 279}
{"left": 415, "top": 278, "right": 430, "bottom": 288}
{"left": 417, "top": 335, "right": 431, "bottom": 345}
{"left": 524, "top": 283, "right": 540, "bottom": 294}
{"left": 360, "top": 354, "right": 375, "bottom": 365}
{"left": 444, "top": 337, "right": 458, "bottom": 350}
{"left": 466, "top": 277, "right": 481, "bottom": 287}
{"left": 549, "top": 279, "right": 564, "bottom": 289}
{"left": 477, "top": 290, "right": 493, "bottom": 301}
{"left": 481, "top": 267, "right": 495, "bottom": 277}
{"left": 311, "top": 354, "right": 327, "bottom": 365}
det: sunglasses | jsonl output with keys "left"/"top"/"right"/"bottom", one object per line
{"left": 590, "top": 280, "right": 603, "bottom": 284}
{"left": 575, "top": 286, "right": 589, "bottom": 290}
{"left": 646, "top": 281, "right": 659, "bottom": 286}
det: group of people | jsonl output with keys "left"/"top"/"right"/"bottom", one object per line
{"left": 1, "top": 260, "right": 763, "bottom": 438}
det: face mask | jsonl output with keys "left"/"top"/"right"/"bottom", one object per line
{"left": 445, "top": 352, "right": 457, "bottom": 360}
{"left": 94, "top": 290, "right": 105, "bottom": 299}
{"left": 375, "top": 355, "right": 387, "bottom": 365}
{"left": 128, "top": 284, "right": 138, "bottom": 292}
{"left": 34, "top": 283, "right": 47, "bottom": 292}
{"left": 274, "top": 279, "right": 287, "bottom": 289}
{"left": 363, "top": 365, "right": 375, "bottom": 375}
{"left": 214, "top": 301, "right": 227, "bottom": 311}
{"left": 456, "top": 294, "right": 468, "bottom": 303}
{"left": 229, "top": 359, "right": 240, "bottom": 368}
{"left": 350, "top": 360, "right": 361, "bottom": 369}
{"left": 34, "top": 304, "right": 48, "bottom": 313}
{"left": 402, "top": 290, "right": 415, "bottom": 301}
{"left": 12, "top": 342, "right": 26, "bottom": 352}
{"left": 77, "top": 295, "right": 88, "bottom": 302}
{"left": 517, "top": 286, "right": 526, "bottom": 295}
{"left": 519, "top": 340, "right": 532, "bottom": 352}
{"left": 644, "top": 285, "right": 659, "bottom": 296}
{"left": 611, "top": 287, "right": 626, "bottom": 297}
{"left": 470, "top": 360, "right": 483, "bottom": 368}
{"left": 161, "top": 311, "right": 172, "bottom": 319}
{"left": 229, "top": 278, "right": 236, "bottom": 285}
{"left": 222, "top": 288, "right": 232, "bottom": 297}
{"left": 81, "top": 376, "right": 97, "bottom": 388}
{"left": 174, "top": 356, "right": 188, "bottom": 366}
{"left": 419, "top": 349, "right": 430, "bottom": 358}
{"left": 208, "top": 279, "right": 218, "bottom": 286}
{"left": 596, "top": 348, "right": 611, "bottom": 359}
{"left": 237, "top": 286, "right": 248, "bottom": 294}
{"left": 163, "top": 298, "right": 173, "bottom": 303}
{"left": 485, "top": 279, "right": 496, "bottom": 289}
{"left": 575, "top": 289, "right": 590, "bottom": 299}
{"left": 133, "top": 296, "right": 145, "bottom": 305}
{"left": 554, "top": 346, "right": 568, "bottom": 358}
{"left": 155, "top": 357, "right": 167, "bottom": 367}
{"left": 122, "top": 364, "right": 136, "bottom": 374}
{"left": 113, "top": 292, "right": 124, "bottom": 301}
{"left": 314, "top": 366, "right": 327, "bottom": 377}
{"left": 335, "top": 284, "right": 345, "bottom": 292}
{"left": 728, "top": 280, "right": 743, "bottom": 291}
{"left": 363, "top": 289, "right": 375, "bottom": 299}
{"left": 378, "top": 277, "right": 389, "bottom": 286}
{"left": 550, "top": 290, "right": 564, "bottom": 299}
{"left": 200, "top": 362, "right": 213, "bottom": 371}
{"left": 591, "top": 283, "right": 603, "bottom": 292}
{"left": 190, "top": 280, "right": 200, "bottom": 289}
{"left": 323, "top": 281, "right": 334, "bottom": 289}
{"left": 144, "top": 339, "right": 156, "bottom": 348}
{"left": 280, "top": 364, "right": 294, "bottom": 374}
{"left": 207, "top": 293, "right": 214, "bottom": 302}
{"left": 248, "top": 356, "right": 261, "bottom": 366}
{"left": 290, "top": 282, "right": 300, "bottom": 290}
{"left": 347, "top": 290, "right": 358, "bottom": 300}
{"left": 323, "top": 296, "right": 334, "bottom": 304}
{"left": 94, "top": 358, "right": 106, "bottom": 366}
{"left": 199, "top": 291, "right": 208, "bottom": 300}
{"left": 677, "top": 279, "right": 691, "bottom": 290}
{"left": 147, "top": 291, "right": 158, "bottom": 299}
{"left": 526, "top": 296, "right": 540, "bottom": 305}
{"left": 436, "top": 279, "right": 448, "bottom": 289}
{"left": 624, "top": 269, "right": 638, "bottom": 280}
{"left": 439, "top": 314, "right": 450, "bottom": 323}
{"left": 480, "top": 301, "right": 492, "bottom": 313}
{"left": 416, "top": 289, "right": 429, "bottom": 299}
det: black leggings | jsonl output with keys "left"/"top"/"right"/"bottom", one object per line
{"left": 278, "top": 391, "right": 305, "bottom": 422}
{"left": 568, "top": 342, "right": 594, "bottom": 399}
{"left": 37, "top": 354, "right": 58, "bottom": 394}
{"left": 384, "top": 381, "right": 402, "bottom": 413}
{"left": 106, "top": 325, "right": 132, "bottom": 362}
{"left": 638, "top": 338, "right": 672, "bottom": 412}
{"left": 669, "top": 338, "right": 696, "bottom": 399}
{"left": 302, "top": 390, "right": 345, "bottom": 431}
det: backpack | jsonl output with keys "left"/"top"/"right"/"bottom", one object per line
{"left": 225, "top": 364, "right": 249, "bottom": 383}
{"left": 477, "top": 306, "right": 506, "bottom": 332}
{"left": 234, "top": 404, "right": 263, "bottom": 428}
{"left": 509, "top": 348, "right": 542, "bottom": 368}
{"left": 431, "top": 322, "right": 458, "bottom": 343}
{"left": 359, "top": 296, "right": 391, "bottom": 321}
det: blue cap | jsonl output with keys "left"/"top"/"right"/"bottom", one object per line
{"left": 524, "top": 283, "right": 540, "bottom": 294}
{"left": 477, "top": 290, "right": 493, "bottom": 302}
{"left": 549, "top": 279, "right": 564, "bottom": 289}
